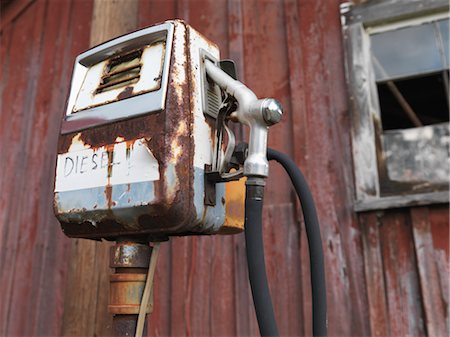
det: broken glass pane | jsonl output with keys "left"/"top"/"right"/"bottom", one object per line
{"left": 437, "top": 19, "right": 449, "bottom": 67}
{"left": 371, "top": 22, "right": 443, "bottom": 81}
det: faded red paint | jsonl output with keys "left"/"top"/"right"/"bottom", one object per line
{"left": 1, "top": 1, "right": 448, "bottom": 337}
{"left": 0, "top": 1, "right": 93, "bottom": 336}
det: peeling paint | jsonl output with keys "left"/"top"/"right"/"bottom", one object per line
{"left": 383, "top": 123, "right": 449, "bottom": 184}
{"left": 172, "top": 23, "right": 187, "bottom": 106}
{"left": 68, "top": 133, "right": 91, "bottom": 152}
{"left": 170, "top": 120, "right": 187, "bottom": 161}
{"left": 164, "top": 164, "right": 178, "bottom": 201}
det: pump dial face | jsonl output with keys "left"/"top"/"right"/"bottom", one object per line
{"left": 73, "top": 42, "right": 166, "bottom": 113}
{"left": 61, "top": 23, "right": 174, "bottom": 134}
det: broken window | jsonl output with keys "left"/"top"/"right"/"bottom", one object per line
{"left": 370, "top": 17, "right": 449, "bottom": 130}
{"left": 341, "top": 0, "right": 449, "bottom": 211}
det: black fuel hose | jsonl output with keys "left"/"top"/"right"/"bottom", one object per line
{"left": 267, "top": 148, "right": 327, "bottom": 337}
{"left": 245, "top": 182, "right": 279, "bottom": 337}
{"left": 244, "top": 148, "right": 327, "bottom": 337}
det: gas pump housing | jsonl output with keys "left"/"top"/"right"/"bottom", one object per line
{"left": 54, "top": 20, "right": 245, "bottom": 240}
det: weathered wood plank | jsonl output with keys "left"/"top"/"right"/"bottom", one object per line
{"left": 93, "top": 242, "right": 114, "bottom": 336}
{"left": 379, "top": 211, "right": 426, "bottom": 336}
{"left": 0, "top": 11, "right": 13, "bottom": 248}
{"left": 0, "top": 2, "right": 47, "bottom": 335}
{"left": 291, "top": 0, "right": 370, "bottom": 335}
{"left": 138, "top": 0, "right": 176, "bottom": 26}
{"left": 232, "top": 233, "right": 255, "bottom": 337}
{"left": 169, "top": 237, "right": 190, "bottom": 336}
{"left": 0, "top": 0, "right": 93, "bottom": 336}
{"left": 317, "top": 1, "right": 371, "bottom": 334}
{"left": 428, "top": 206, "right": 449, "bottom": 318}
{"left": 282, "top": 0, "right": 307, "bottom": 169}
{"left": 0, "top": 0, "right": 34, "bottom": 31}
{"left": 47, "top": 2, "right": 93, "bottom": 335}
{"left": 343, "top": 0, "right": 449, "bottom": 26}
{"left": 355, "top": 191, "right": 449, "bottom": 212}
{"left": 240, "top": 1, "right": 299, "bottom": 336}
{"left": 360, "top": 212, "right": 390, "bottom": 337}
{"left": 192, "top": 237, "right": 215, "bottom": 337}
{"left": 24, "top": 0, "right": 74, "bottom": 335}
{"left": 209, "top": 236, "right": 238, "bottom": 337}
{"left": 264, "top": 203, "right": 302, "bottom": 336}
{"left": 61, "top": 240, "right": 103, "bottom": 336}
{"left": 185, "top": 0, "right": 228, "bottom": 55}
{"left": 281, "top": 2, "right": 311, "bottom": 335}
{"left": 148, "top": 241, "right": 172, "bottom": 337}
{"left": 343, "top": 21, "right": 380, "bottom": 201}
{"left": 227, "top": 0, "right": 244, "bottom": 82}
{"left": 411, "top": 207, "right": 448, "bottom": 337}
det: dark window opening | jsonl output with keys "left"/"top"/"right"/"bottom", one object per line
{"left": 377, "top": 71, "right": 449, "bottom": 130}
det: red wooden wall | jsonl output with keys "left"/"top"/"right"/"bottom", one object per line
{"left": 0, "top": 0, "right": 448, "bottom": 336}
{"left": 1, "top": 0, "right": 93, "bottom": 336}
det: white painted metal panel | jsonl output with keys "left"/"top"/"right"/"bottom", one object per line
{"left": 55, "top": 138, "right": 160, "bottom": 192}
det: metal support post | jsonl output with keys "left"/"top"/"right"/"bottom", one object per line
{"left": 109, "top": 241, "right": 152, "bottom": 337}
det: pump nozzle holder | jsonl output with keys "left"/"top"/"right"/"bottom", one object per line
{"left": 204, "top": 60, "right": 283, "bottom": 178}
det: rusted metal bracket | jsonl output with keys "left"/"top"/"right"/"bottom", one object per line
{"left": 204, "top": 164, "right": 244, "bottom": 206}
{"left": 204, "top": 143, "right": 248, "bottom": 206}
{"left": 204, "top": 164, "right": 216, "bottom": 206}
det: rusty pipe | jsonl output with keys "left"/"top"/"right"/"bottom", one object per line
{"left": 109, "top": 241, "right": 152, "bottom": 337}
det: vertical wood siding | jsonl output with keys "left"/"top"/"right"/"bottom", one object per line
{"left": 359, "top": 206, "right": 449, "bottom": 337}
{"left": 0, "top": 0, "right": 448, "bottom": 336}
{"left": 0, "top": 1, "right": 93, "bottom": 336}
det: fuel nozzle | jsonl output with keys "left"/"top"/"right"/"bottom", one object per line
{"left": 204, "top": 59, "right": 283, "bottom": 178}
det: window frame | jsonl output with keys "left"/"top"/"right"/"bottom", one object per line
{"left": 341, "top": 0, "right": 449, "bottom": 212}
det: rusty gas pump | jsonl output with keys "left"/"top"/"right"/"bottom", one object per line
{"left": 54, "top": 19, "right": 326, "bottom": 337}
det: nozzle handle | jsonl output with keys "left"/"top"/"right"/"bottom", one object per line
{"left": 204, "top": 59, "right": 283, "bottom": 178}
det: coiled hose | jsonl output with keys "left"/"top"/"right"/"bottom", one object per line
{"left": 244, "top": 147, "right": 327, "bottom": 337}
